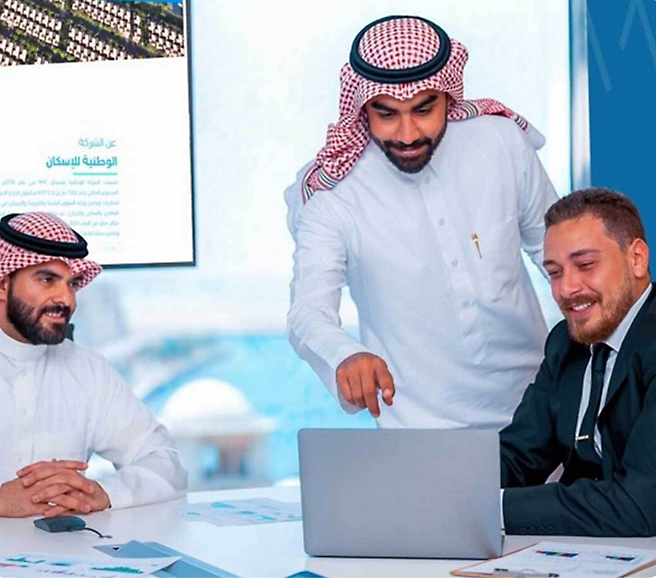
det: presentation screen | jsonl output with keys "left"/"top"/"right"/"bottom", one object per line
{"left": 0, "top": 0, "right": 194, "bottom": 267}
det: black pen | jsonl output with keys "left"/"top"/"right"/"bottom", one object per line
{"left": 492, "top": 569, "right": 559, "bottom": 578}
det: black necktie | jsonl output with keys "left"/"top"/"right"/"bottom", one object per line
{"left": 577, "top": 343, "right": 612, "bottom": 464}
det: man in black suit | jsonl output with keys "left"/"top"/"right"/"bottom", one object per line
{"left": 501, "top": 187, "right": 656, "bottom": 536}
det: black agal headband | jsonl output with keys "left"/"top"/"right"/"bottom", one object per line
{"left": 349, "top": 15, "right": 452, "bottom": 84}
{"left": 0, "top": 213, "right": 89, "bottom": 258}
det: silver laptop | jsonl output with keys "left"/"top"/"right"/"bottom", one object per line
{"left": 298, "top": 428, "right": 503, "bottom": 559}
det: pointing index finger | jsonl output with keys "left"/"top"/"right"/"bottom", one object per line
{"left": 375, "top": 364, "right": 395, "bottom": 407}
{"left": 361, "top": 369, "right": 380, "bottom": 418}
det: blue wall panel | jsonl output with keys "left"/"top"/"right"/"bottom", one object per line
{"left": 587, "top": 0, "right": 656, "bottom": 258}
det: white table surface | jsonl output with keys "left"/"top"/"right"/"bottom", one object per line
{"left": 1, "top": 485, "right": 656, "bottom": 578}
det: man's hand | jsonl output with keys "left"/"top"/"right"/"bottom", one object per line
{"left": 336, "top": 352, "right": 395, "bottom": 418}
{"left": 0, "top": 478, "right": 58, "bottom": 518}
{"left": 16, "top": 460, "right": 110, "bottom": 517}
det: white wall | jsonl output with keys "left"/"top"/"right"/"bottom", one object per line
{"left": 77, "top": 0, "right": 570, "bottom": 338}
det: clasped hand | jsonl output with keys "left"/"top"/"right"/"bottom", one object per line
{"left": 0, "top": 460, "right": 109, "bottom": 518}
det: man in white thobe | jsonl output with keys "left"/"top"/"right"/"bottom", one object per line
{"left": 286, "top": 15, "right": 559, "bottom": 428}
{"left": 0, "top": 212, "right": 186, "bottom": 518}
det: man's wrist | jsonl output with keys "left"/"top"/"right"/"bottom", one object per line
{"left": 94, "top": 477, "right": 131, "bottom": 510}
{"left": 91, "top": 481, "right": 111, "bottom": 511}
{"left": 0, "top": 483, "right": 13, "bottom": 517}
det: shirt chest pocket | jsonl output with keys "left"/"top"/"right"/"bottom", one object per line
{"left": 33, "top": 430, "right": 88, "bottom": 462}
{"left": 474, "top": 216, "right": 522, "bottom": 302}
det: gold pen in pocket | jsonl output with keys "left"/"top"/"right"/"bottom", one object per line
{"left": 472, "top": 233, "right": 482, "bottom": 259}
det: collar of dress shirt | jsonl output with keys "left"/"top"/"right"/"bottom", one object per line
{"left": 0, "top": 325, "right": 48, "bottom": 362}
{"left": 596, "top": 284, "right": 653, "bottom": 354}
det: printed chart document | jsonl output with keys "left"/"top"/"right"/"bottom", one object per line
{"left": 0, "top": 553, "right": 179, "bottom": 578}
{"left": 185, "top": 497, "right": 302, "bottom": 527}
{"left": 452, "top": 541, "right": 656, "bottom": 578}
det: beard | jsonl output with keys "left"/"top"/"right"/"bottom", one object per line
{"left": 372, "top": 122, "right": 448, "bottom": 174}
{"left": 6, "top": 284, "right": 72, "bottom": 345}
{"left": 561, "top": 270, "right": 635, "bottom": 346}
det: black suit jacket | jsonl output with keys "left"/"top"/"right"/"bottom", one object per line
{"left": 501, "top": 283, "right": 656, "bottom": 536}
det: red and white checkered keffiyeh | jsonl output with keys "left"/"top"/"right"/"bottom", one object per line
{"left": 302, "top": 16, "right": 544, "bottom": 202}
{"left": 0, "top": 213, "right": 101, "bottom": 288}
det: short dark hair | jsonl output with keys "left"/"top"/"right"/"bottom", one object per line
{"left": 545, "top": 187, "right": 646, "bottom": 251}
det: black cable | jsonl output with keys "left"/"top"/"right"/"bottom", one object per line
{"left": 68, "top": 526, "right": 113, "bottom": 539}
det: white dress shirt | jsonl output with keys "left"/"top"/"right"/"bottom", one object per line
{"left": 575, "top": 284, "right": 653, "bottom": 456}
{"left": 0, "top": 328, "right": 187, "bottom": 510}
{"left": 286, "top": 116, "right": 559, "bottom": 428}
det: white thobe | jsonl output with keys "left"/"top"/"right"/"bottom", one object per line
{"left": 286, "top": 116, "right": 559, "bottom": 429}
{"left": 0, "top": 328, "right": 187, "bottom": 510}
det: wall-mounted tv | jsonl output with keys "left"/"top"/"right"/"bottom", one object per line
{"left": 0, "top": 0, "right": 194, "bottom": 267}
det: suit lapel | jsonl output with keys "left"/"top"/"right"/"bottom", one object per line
{"left": 601, "top": 284, "right": 656, "bottom": 412}
{"left": 600, "top": 357, "right": 627, "bottom": 419}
